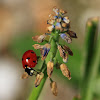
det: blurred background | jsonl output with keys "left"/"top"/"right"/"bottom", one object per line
{"left": 0, "top": 0, "right": 100, "bottom": 100}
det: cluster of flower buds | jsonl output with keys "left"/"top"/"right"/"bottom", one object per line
{"left": 47, "top": 6, "right": 77, "bottom": 44}
{"left": 31, "top": 7, "right": 77, "bottom": 96}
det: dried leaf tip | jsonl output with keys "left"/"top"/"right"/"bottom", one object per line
{"left": 47, "top": 61, "right": 54, "bottom": 78}
{"left": 60, "top": 64, "right": 71, "bottom": 80}
{"left": 34, "top": 72, "right": 44, "bottom": 87}
{"left": 50, "top": 81, "right": 58, "bottom": 96}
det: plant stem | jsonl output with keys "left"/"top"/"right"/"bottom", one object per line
{"left": 45, "top": 30, "right": 59, "bottom": 64}
{"left": 28, "top": 30, "right": 60, "bottom": 100}
{"left": 81, "top": 17, "right": 100, "bottom": 100}
{"left": 28, "top": 69, "right": 47, "bottom": 100}
{"left": 28, "top": 60, "right": 47, "bottom": 100}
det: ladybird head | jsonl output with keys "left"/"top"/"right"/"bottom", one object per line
{"left": 25, "top": 66, "right": 35, "bottom": 76}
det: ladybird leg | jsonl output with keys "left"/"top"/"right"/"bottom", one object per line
{"left": 31, "top": 69, "right": 41, "bottom": 76}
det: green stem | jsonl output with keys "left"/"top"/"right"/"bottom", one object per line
{"left": 45, "top": 30, "right": 60, "bottom": 64}
{"left": 28, "top": 69, "right": 47, "bottom": 100}
{"left": 28, "top": 30, "right": 60, "bottom": 100}
{"left": 28, "top": 60, "right": 47, "bottom": 100}
{"left": 81, "top": 17, "right": 100, "bottom": 100}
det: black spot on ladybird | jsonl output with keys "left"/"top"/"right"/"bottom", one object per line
{"left": 33, "top": 61, "right": 36, "bottom": 63}
{"left": 22, "top": 58, "right": 23, "bottom": 61}
{"left": 26, "top": 57, "right": 30, "bottom": 59}
{"left": 31, "top": 52, "right": 34, "bottom": 53}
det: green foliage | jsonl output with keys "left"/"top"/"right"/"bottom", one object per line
{"left": 81, "top": 17, "right": 100, "bottom": 100}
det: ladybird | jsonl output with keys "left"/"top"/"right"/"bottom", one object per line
{"left": 22, "top": 50, "right": 37, "bottom": 76}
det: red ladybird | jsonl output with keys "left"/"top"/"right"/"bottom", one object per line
{"left": 22, "top": 50, "right": 37, "bottom": 69}
{"left": 22, "top": 50, "right": 37, "bottom": 76}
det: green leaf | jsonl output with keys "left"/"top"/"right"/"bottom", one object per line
{"left": 81, "top": 17, "right": 100, "bottom": 100}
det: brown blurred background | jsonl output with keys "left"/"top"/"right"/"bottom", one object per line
{"left": 0, "top": 0, "right": 100, "bottom": 100}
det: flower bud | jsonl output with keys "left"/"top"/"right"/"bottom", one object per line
{"left": 57, "top": 45, "right": 66, "bottom": 57}
{"left": 50, "top": 81, "right": 58, "bottom": 96}
{"left": 61, "top": 22, "right": 70, "bottom": 29}
{"left": 47, "top": 25, "right": 55, "bottom": 32}
{"left": 59, "top": 9, "right": 67, "bottom": 15}
{"left": 56, "top": 17, "right": 62, "bottom": 22}
{"left": 49, "top": 14, "right": 54, "bottom": 19}
{"left": 41, "top": 43, "right": 51, "bottom": 60}
{"left": 53, "top": 6, "right": 59, "bottom": 15}
{"left": 60, "top": 64, "right": 71, "bottom": 80}
{"left": 55, "top": 22, "right": 62, "bottom": 31}
{"left": 21, "top": 72, "right": 29, "bottom": 79}
{"left": 32, "top": 34, "right": 46, "bottom": 43}
{"left": 47, "top": 61, "right": 54, "bottom": 77}
{"left": 58, "top": 45, "right": 69, "bottom": 63}
{"left": 47, "top": 19, "right": 55, "bottom": 25}
{"left": 63, "top": 17, "right": 70, "bottom": 24}
{"left": 34, "top": 72, "right": 44, "bottom": 87}
{"left": 67, "top": 30, "right": 77, "bottom": 38}
{"left": 63, "top": 45, "right": 73, "bottom": 56}
{"left": 65, "top": 36, "right": 72, "bottom": 44}
{"left": 38, "top": 34, "right": 46, "bottom": 43}
{"left": 49, "top": 14, "right": 57, "bottom": 20}
{"left": 60, "top": 33, "right": 72, "bottom": 44}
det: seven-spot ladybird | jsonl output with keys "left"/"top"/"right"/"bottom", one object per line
{"left": 22, "top": 50, "right": 37, "bottom": 76}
